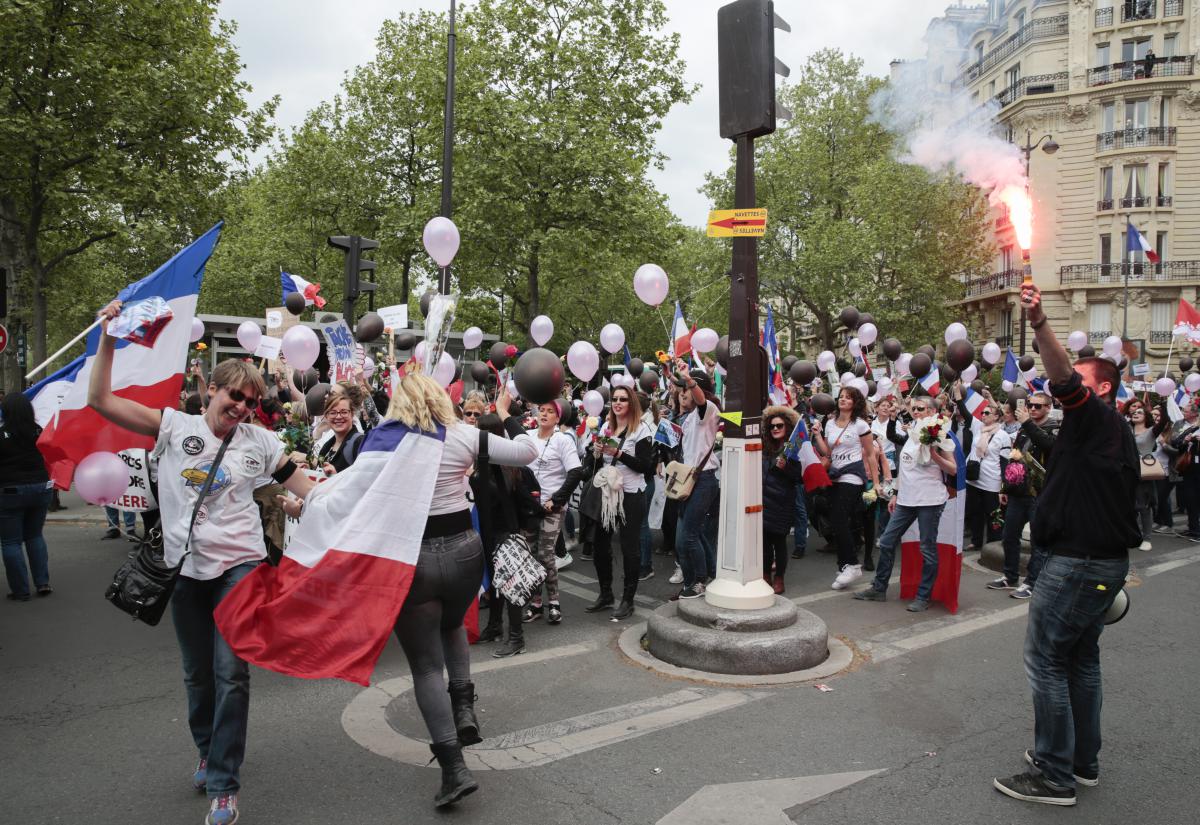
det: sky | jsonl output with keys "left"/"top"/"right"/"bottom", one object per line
{"left": 218, "top": 0, "right": 957, "bottom": 228}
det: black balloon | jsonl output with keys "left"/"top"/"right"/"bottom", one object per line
{"left": 939, "top": 363, "right": 959, "bottom": 383}
{"left": 488, "top": 341, "right": 510, "bottom": 367}
{"left": 293, "top": 367, "right": 319, "bottom": 388}
{"left": 908, "top": 352, "right": 933, "bottom": 379}
{"left": 810, "top": 392, "right": 836, "bottom": 415}
{"left": 319, "top": 314, "right": 339, "bottom": 324}
{"left": 1018, "top": 354, "right": 1035, "bottom": 372}
{"left": 789, "top": 360, "right": 817, "bottom": 386}
{"left": 1008, "top": 385, "right": 1028, "bottom": 400}
{"left": 866, "top": 380, "right": 877, "bottom": 396}
{"left": 305, "top": 382, "right": 331, "bottom": 417}
{"left": 781, "top": 355, "right": 798, "bottom": 374}
{"left": 1181, "top": 357, "right": 1195, "bottom": 372}
{"left": 838, "top": 306, "right": 860, "bottom": 330}
{"left": 858, "top": 312, "right": 874, "bottom": 328}
{"left": 284, "top": 292, "right": 307, "bottom": 315}
{"left": 355, "top": 312, "right": 384, "bottom": 342}
{"left": 419, "top": 289, "right": 437, "bottom": 318}
{"left": 598, "top": 384, "right": 611, "bottom": 403}
{"left": 396, "top": 332, "right": 416, "bottom": 351}
{"left": 628, "top": 358, "right": 644, "bottom": 379}
{"left": 946, "top": 339, "right": 975, "bottom": 372}
{"left": 470, "top": 361, "right": 491, "bottom": 384}
{"left": 853, "top": 362, "right": 866, "bottom": 377}
{"left": 639, "top": 371, "right": 659, "bottom": 393}
{"left": 512, "top": 348, "right": 565, "bottom": 404}
{"left": 882, "top": 338, "right": 903, "bottom": 362}
{"left": 1078, "top": 344, "right": 1096, "bottom": 358}
{"left": 1117, "top": 356, "right": 1128, "bottom": 371}
{"left": 715, "top": 335, "right": 729, "bottom": 369}
{"left": 971, "top": 379, "right": 986, "bottom": 393}
{"left": 916, "top": 344, "right": 936, "bottom": 358}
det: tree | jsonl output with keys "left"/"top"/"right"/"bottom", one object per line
{"left": 704, "top": 49, "right": 993, "bottom": 355}
{"left": 0, "top": 0, "right": 274, "bottom": 387}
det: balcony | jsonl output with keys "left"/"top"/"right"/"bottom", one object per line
{"left": 1150, "top": 330, "right": 1174, "bottom": 344}
{"left": 1088, "top": 56, "right": 1195, "bottom": 86}
{"left": 955, "top": 15, "right": 1069, "bottom": 86}
{"left": 963, "top": 269, "right": 1023, "bottom": 298}
{"left": 1098, "top": 199, "right": 1115, "bottom": 211}
{"left": 1097, "top": 126, "right": 1177, "bottom": 151}
{"left": 996, "top": 72, "right": 1068, "bottom": 108}
{"left": 1120, "top": 195, "right": 1153, "bottom": 208}
{"left": 1158, "top": 195, "right": 1173, "bottom": 207}
{"left": 1096, "top": 7, "right": 1114, "bottom": 26}
{"left": 1089, "top": 330, "right": 1113, "bottom": 342}
{"left": 1060, "top": 261, "right": 1200, "bottom": 285}
{"left": 1166, "top": 0, "right": 1184, "bottom": 16}
{"left": 1122, "top": 1, "right": 1157, "bottom": 22}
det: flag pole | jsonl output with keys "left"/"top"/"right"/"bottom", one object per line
{"left": 25, "top": 317, "right": 102, "bottom": 381}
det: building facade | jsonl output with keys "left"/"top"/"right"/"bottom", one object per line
{"left": 928, "top": 0, "right": 1200, "bottom": 361}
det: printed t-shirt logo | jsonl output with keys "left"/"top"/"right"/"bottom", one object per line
{"left": 242, "top": 455, "right": 263, "bottom": 475}
{"left": 180, "top": 461, "right": 232, "bottom": 497}
{"left": 182, "top": 436, "right": 205, "bottom": 456}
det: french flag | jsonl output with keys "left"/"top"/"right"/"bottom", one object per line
{"left": 1127, "top": 220, "right": 1160, "bottom": 264}
{"left": 899, "top": 430, "right": 967, "bottom": 613}
{"left": 281, "top": 271, "right": 326, "bottom": 308}
{"left": 762, "top": 306, "right": 786, "bottom": 404}
{"left": 25, "top": 355, "right": 85, "bottom": 429}
{"left": 961, "top": 387, "right": 988, "bottom": 420}
{"left": 669, "top": 301, "right": 693, "bottom": 359}
{"left": 918, "top": 365, "right": 941, "bottom": 397}
{"left": 215, "top": 420, "right": 445, "bottom": 686}
{"left": 36, "top": 224, "right": 220, "bottom": 489}
{"left": 784, "top": 417, "right": 832, "bottom": 492}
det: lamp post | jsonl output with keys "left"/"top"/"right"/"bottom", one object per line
{"left": 1017, "top": 129, "right": 1058, "bottom": 355}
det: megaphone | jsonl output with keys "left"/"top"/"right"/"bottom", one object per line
{"left": 1104, "top": 588, "right": 1130, "bottom": 625}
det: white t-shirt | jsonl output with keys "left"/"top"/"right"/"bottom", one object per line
{"left": 522, "top": 430, "right": 581, "bottom": 497}
{"left": 824, "top": 418, "right": 871, "bottom": 486}
{"left": 681, "top": 401, "right": 720, "bottom": 471}
{"left": 599, "top": 421, "right": 653, "bottom": 493}
{"left": 895, "top": 433, "right": 950, "bottom": 507}
{"left": 154, "top": 408, "right": 285, "bottom": 580}
{"left": 871, "top": 417, "right": 903, "bottom": 470}
{"left": 431, "top": 423, "right": 540, "bottom": 516}
{"left": 967, "top": 421, "right": 1013, "bottom": 493}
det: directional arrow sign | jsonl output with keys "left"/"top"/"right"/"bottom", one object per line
{"left": 657, "top": 769, "right": 885, "bottom": 825}
{"left": 707, "top": 208, "right": 768, "bottom": 237}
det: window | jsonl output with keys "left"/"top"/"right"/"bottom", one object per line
{"left": 1160, "top": 95, "right": 1171, "bottom": 126}
{"left": 1125, "top": 98, "right": 1149, "bottom": 129}
{"left": 1005, "top": 64, "right": 1021, "bottom": 89}
{"left": 1124, "top": 164, "right": 1147, "bottom": 198}
{"left": 1001, "top": 245, "right": 1013, "bottom": 271}
{"left": 1124, "top": 230, "right": 1145, "bottom": 265}
{"left": 1151, "top": 301, "right": 1173, "bottom": 334}
{"left": 1163, "top": 34, "right": 1177, "bottom": 57}
{"left": 1100, "top": 167, "right": 1114, "bottom": 201}
{"left": 1102, "top": 101, "right": 1116, "bottom": 132}
{"left": 1097, "top": 43, "right": 1111, "bottom": 66}
{"left": 1156, "top": 232, "right": 1168, "bottom": 263}
{"left": 1121, "top": 38, "right": 1152, "bottom": 63}
{"left": 998, "top": 308, "right": 1013, "bottom": 342}
{"left": 1090, "top": 303, "right": 1112, "bottom": 333}
{"left": 1158, "top": 162, "right": 1170, "bottom": 197}
{"left": 1015, "top": 9, "right": 1026, "bottom": 29}
{"left": 975, "top": 42, "right": 985, "bottom": 65}
{"left": 989, "top": 79, "right": 996, "bottom": 98}
{"left": 1100, "top": 233, "right": 1112, "bottom": 267}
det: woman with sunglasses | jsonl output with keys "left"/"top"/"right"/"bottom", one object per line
{"left": 761, "top": 406, "right": 803, "bottom": 593}
{"left": 959, "top": 395, "right": 1012, "bottom": 553}
{"left": 88, "top": 300, "right": 319, "bottom": 825}
{"left": 1125, "top": 399, "right": 1163, "bottom": 551}
{"left": 461, "top": 391, "right": 488, "bottom": 426}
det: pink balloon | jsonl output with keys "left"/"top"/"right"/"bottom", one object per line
{"left": 583, "top": 390, "right": 604, "bottom": 417}
{"left": 236, "top": 320, "right": 262, "bottom": 353}
{"left": 281, "top": 325, "right": 320, "bottom": 372}
{"left": 530, "top": 315, "right": 554, "bottom": 346}
{"left": 692, "top": 327, "right": 719, "bottom": 353}
{"left": 599, "top": 323, "right": 625, "bottom": 354}
{"left": 567, "top": 341, "right": 600, "bottom": 382}
{"left": 633, "top": 263, "right": 669, "bottom": 307}
{"left": 363, "top": 357, "right": 376, "bottom": 378}
{"left": 423, "top": 216, "right": 461, "bottom": 267}
{"left": 189, "top": 317, "right": 205, "bottom": 343}
{"left": 75, "top": 452, "right": 129, "bottom": 506}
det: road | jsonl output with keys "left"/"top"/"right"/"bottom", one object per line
{"left": 3, "top": 516, "right": 1197, "bottom": 825}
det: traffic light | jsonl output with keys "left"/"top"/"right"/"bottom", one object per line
{"left": 328, "top": 235, "right": 379, "bottom": 319}
{"left": 717, "top": 0, "right": 791, "bottom": 140}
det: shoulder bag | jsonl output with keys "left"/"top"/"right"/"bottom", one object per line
{"left": 1140, "top": 454, "right": 1166, "bottom": 480}
{"left": 663, "top": 426, "right": 718, "bottom": 501}
{"left": 475, "top": 430, "right": 544, "bottom": 607}
{"left": 105, "top": 428, "right": 235, "bottom": 626}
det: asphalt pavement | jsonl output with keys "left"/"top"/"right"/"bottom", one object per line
{"left": 3, "top": 519, "right": 1197, "bottom": 825}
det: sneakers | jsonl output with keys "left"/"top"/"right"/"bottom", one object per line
{"left": 555, "top": 552, "right": 573, "bottom": 571}
{"left": 987, "top": 577, "right": 1017, "bottom": 591}
{"left": 1138, "top": 540, "right": 1152, "bottom": 552}
{"left": 1024, "top": 749, "right": 1099, "bottom": 787}
{"left": 192, "top": 758, "right": 208, "bottom": 792}
{"left": 831, "top": 564, "right": 862, "bottom": 590}
{"left": 547, "top": 603, "right": 562, "bottom": 624}
{"left": 668, "top": 564, "right": 684, "bottom": 585}
{"left": 492, "top": 638, "right": 525, "bottom": 658}
{"left": 206, "top": 793, "right": 240, "bottom": 825}
{"left": 906, "top": 599, "right": 930, "bottom": 612}
{"left": 1152, "top": 524, "right": 1173, "bottom": 534}
{"left": 993, "top": 772, "right": 1076, "bottom": 806}
{"left": 1011, "top": 583, "right": 1033, "bottom": 600}
{"left": 852, "top": 588, "right": 886, "bottom": 602}
{"left": 521, "top": 603, "right": 543, "bottom": 623}
{"left": 638, "top": 568, "right": 655, "bottom": 581}
{"left": 672, "top": 585, "right": 704, "bottom": 601}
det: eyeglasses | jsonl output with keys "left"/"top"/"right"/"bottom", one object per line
{"left": 1028, "top": 403, "right": 1047, "bottom": 410}
{"left": 463, "top": 410, "right": 481, "bottom": 419}
{"left": 981, "top": 409, "right": 996, "bottom": 416}
{"left": 225, "top": 387, "right": 259, "bottom": 409}
{"left": 770, "top": 423, "right": 788, "bottom": 430}
{"left": 911, "top": 406, "right": 930, "bottom": 414}
{"left": 326, "top": 410, "right": 352, "bottom": 420}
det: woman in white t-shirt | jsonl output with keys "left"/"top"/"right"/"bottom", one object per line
{"left": 961, "top": 399, "right": 1012, "bottom": 552}
{"left": 87, "top": 300, "right": 317, "bottom": 825}
{"left": 583, "top": 385, "right": 655, "bottom": 621}
{"left": 813, "top": 386, "right": 878, "bottom": 591}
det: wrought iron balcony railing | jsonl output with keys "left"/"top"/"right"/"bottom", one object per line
{"left": 1088, "top": 56, "right": 1194, "bottom": 86}
{"left": 1166, "top": 0, "right": 1183, "bottom": 16}
{"left": 1060, "top": 261, "right": 1200, "bottom": 284}
{"left": 963, "top": 269, "right": 1024, "bottom": 298}
{"left": 1158, "top": 195, "right": 1173, "bottom": 207}
{"left": 1089, "top": 330, "right": 1113, "bottom": 342}
{"left": 1122, "top": 0, "right": 1157, "bottom": 22}
{"left": 1096, "top": 7, "right": 1114, "bottom": 26}
{"left": 1097, "top": 126, "right": 1177, "bottom": 151}
{"left": 955, "top": 15, "right": 1069, "bottom": 86}
{"left": 1098, "top": 199, "right": 1115, "bottom": 211}
{"left": 996, "top": 72, "right": 1068, "bottom": 107}
{"left": 1150, "top": 330, "right": 1174, "bottom": 344}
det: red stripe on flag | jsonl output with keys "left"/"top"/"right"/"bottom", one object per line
{"left": 898, "top": 541, "right": 962, "bottom": 614}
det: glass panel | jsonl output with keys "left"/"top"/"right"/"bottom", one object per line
{"left": 1005, "top": 64, "right": 1020, "bottom": 87}
{"left": 1101, "top": 167, "right": 1113, "bottom": 200}
{"left": 1090, "top": 303, "right": 1112, "bottom": 331}
{"left": 1163, "top": 34, "right": 1177, "bottom": 58}
{"left": 1125, "top": 99, "right": 1149, "bottom": 128}
{"left": 1102, "top": 102, "right": 1116, "bottom": 132}
{"left": 1001, "top": 245, "right": 1013, "bottom": 270}
{"left": 1160, "top": 96, "right": 1171, "bottom": 126}
{"left": 1158, "top": 163, "right": 1170, "bottom": 196}
{"left": 1151, "top": 302, "right": 1172, "bottom": 332}
{"left": 1097, "top": 43, "right": 1110, "bottom": 65}
{"left": 1100, "top": 234, "right": 1112, "bottom": 266}
{"left": 1124, "top": 165, "right": 1147, "bottom": 197}
{"left": 1157, "top": 232, "right": 1167, "bottom": 261}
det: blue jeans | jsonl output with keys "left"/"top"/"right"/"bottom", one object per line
{"left": 1003, "top": 494, "right": 1046, "bottom": 585}
{"left": 1023, "top": 554, "right": 1128, "bottom": 789}
{"left": 675, "top": 470, "right": 719, "bottom": 589}
{"left": 172, "top": 562, "right": 259, "bottom": 798}
{"left": 105, "top": 506, "right": 137, "bottom": 532}
{"left": 1, "top": 483, "right": 52, "bottom": 598}
{"left": 793, "top": 487, "right": 808, "bottom": 557}
{"left": 869, "top": 502, "right": 944, "bottom": 600}
{"left": 640, "top": 476, "right": 656, "bottom": 572}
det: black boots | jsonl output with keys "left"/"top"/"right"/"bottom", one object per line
{"left": 477, "top": 604, "right": 503, "bottom": 643}
{"left": 448, "top": 681, "right": 481, "bottom": 746}
{"left": 429, "top": 742, "right": 478, "bottom": 808}
{"left": 584, "top": 589, "right": 614, "bottom": 613}
{"left": 610, "top": 600, "right": 634, "bottom": 621}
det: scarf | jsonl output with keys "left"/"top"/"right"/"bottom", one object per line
{"left": 975, "top": 420, "right": 1000, "bottom": 459}
{"left": 593, "top": 465, "right": 625, "bottom": 531}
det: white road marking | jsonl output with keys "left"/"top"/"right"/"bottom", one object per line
{"left": 557, "top": 569, "right": 661, "bottom": 608}
{"left": 868, "top": 604, "right": 1029, "bottom": 663}
{"left": 790, "top": 574, "right": 900, "bottom": 606}
{"left": 656, "top": 769, "right": 886, "bottom": 825}
{"left": 1142, "top": 548, "right": 1200, "bottom": 577}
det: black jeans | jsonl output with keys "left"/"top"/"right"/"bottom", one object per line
{"left": 965, "top": 484, "right": 999, "bottom": 549}
{"left": 763, "top": 531, "right": 789, "bottom": 578}
{"left": 1180, "top": 469, "right": 1200, "bottom": 535}
{"left": 828, "top": 483, "right": 862, "bottom": 568}
{"left": 1153, "top": 479, "right": 1175, "bottom": 527}
{"left": 593, "top": 489, "right": 646, "bottom": 602}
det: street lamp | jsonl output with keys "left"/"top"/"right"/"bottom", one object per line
{"left": 1017, "top": 130, "right": 1057, "bottom": 355}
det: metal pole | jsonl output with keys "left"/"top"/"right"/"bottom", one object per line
{"left": 1020, "top": 135, "right": 1031, "bottom": 356}
{"left": 438, "top": 0, "right": 457, "bottom": 295}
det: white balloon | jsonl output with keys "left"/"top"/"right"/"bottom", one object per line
{"left": 599, "top": 323, "right": 625, "bottom": 354}
{"left": 848, "top": 337, "right": 862, "bottom": 358}
{"left": 877, "top": 375, "right": 893, "bottom": 390}
{"left": 433, "top": 351, "right": 456, "bottom": 387}
{"left": 1186, "top": 373, "right": 1200, "bottom": 394}
{"left": 189, "top": 317, "right": 205, "bottom": 343}
{"left": 851, "top": 378, "right": 869, "bottom": 396}
{"left": 363, "top": 356, "right": 376, "bottom": 378}
{"left": 692, "top": 327, "right": 719, "bottom": 353}
{"left": 816, "top": 350, "right": 836, "bottom": 372}
{"left": 633, "top": 263, "right": 669, "bottom": 307}
{"left": 422, "top": 216, "right": 460, "bottom": 267}
{"left": 281, "top": 325, "right": 320, "bottom": 371}
{"left": 857, "top": 322, "right": 878, "bottom": 346}
{"left": 413, "top": 340, "right": 428, "bottom": 366}
{"left": 960, "top": 364, "right": 978, "bottom": 385}
{"left": 1067, "top": 330, "right": 1088, "bottom": 353}
{"left": 981, "top": 342, "right": 1002, "bottom": 365}
{"left": 236, "top": 320, "right": 262, "bottom": 353}
{"left": 896, "top": 353, "right": 912, "bottom": 375}
{"left": 462, "top": 326, "right": 484, "bottom": 350}
{"left": 567, "top": 340, "right": 600, "bottom": 382}
{"left": 1103, "top": 335, "right": 1124, "bottom": 358}
{"left": 840, "top": 371, "right": 856, "bottom": 386}
{"left": 944, "top": 321, "right": 968, "bottom": 345}
{"left": 1155, "top": 376, "right": 1177, "bottom": 397}
{"left": 582, "top": 389, "right": 605, "bottom": 417}
{"left": 1001, "top": 380, "right": 1014, "bottom": 393}
{"left": 530, "top": 315, "right": 554, "bottom": 347}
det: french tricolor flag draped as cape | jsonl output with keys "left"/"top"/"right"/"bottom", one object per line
{"left": 280, "top": 271, "right": 326, "bottom": 308}
{"left": 899, "top": 430, "right": 967, "bottom": 613}
{"left": 783, "top": 417, "right": 832, "bottom": 492}
{"left": 215, "top": 420, "right": 446, "bottom": 686}
{"left": 36, "top": 224, "right": 220, "bottom": 488}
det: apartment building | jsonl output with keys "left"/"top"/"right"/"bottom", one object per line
{"left": 935, "top": 0, "right": 1200, "bottom": 360}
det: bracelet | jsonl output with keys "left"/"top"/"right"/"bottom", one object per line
{"left": 1031, "top": 317, "right": 1047, "bottom": 331}
{"left": 686, "top": 381, "right": 697, "bottom": 388}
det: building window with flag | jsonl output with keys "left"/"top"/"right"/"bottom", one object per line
{"left": 1089, "top": 303, "right": 1112, "bottom": 342}
{"left": 1126, "top": 219, "right": 1160, "bottom": 276}
{"left": 1151, "top": 301, "right": 1173, "bottom": 344}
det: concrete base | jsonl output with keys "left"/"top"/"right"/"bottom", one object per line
{"left": 645, "top": 596, "right": 829, "bottom": 676}
{"left": 978, "top": 540, "right": 1030, "bottom": 575}
{"left": 704, "top": 575, "right": 775, "bottom": 610}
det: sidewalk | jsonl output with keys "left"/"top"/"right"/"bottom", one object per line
{"left": 45, "top": 489, "right": 115, "bottom": 526}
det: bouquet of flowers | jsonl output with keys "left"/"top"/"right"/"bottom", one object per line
{"left": 277, "top": 402, "right": 314, "bottom": 464}
{"left": 915, "top": 415, "right": 952, "bottom": 446}
{"left": 1004, "top": 448, "right": 1045, "bottom": 495}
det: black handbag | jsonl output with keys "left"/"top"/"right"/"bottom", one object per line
{"left": 105, "top": 429, "right": 235, "bottom": 625}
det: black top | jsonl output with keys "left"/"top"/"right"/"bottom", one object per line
{"left": 1031, "top": 373, "right": 1139, "bottom": 558}
{"left": 316, "top": 431, "right": 363, "bottom": 473}
{"left": 0, "top": 422, "right": 50, "bottom": 486}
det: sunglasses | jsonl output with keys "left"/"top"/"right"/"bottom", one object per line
{"left": 1028, "top": 403, "right": 1047, "bottom": 410}
{"left": 770, "top": 422, "right": 788, "bottom": 430}
{"left": 225, "top": 387, "right": 259, "bottom": 409}
{"left": 981, "top": 409, "right": 996, "bottom": 415}
{"left": 463, "top": 410, "right": 481, "bottom": 419}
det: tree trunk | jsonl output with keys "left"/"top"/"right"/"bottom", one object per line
{"left": 524, "top": 242, "right": 540, "bottom": 348}
{"left": 0, "top": 197, "right": 24, "bottom": 390}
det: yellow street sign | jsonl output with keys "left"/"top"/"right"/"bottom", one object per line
{"left": 707, "top": 208, "right": 768, "bottom": 237}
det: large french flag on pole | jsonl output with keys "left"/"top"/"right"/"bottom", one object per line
{"left": 215, "top": 420, "right": 445, "bottom": 686}
{"left": 899, "top": 431, "right": 967, "bottom": 613}
{"left": 280, "top": 271, "right": 326, "bottom": 308}
{"left": 36, "top": 224, "right": 220, "bottom": 488}
{"left": 1127, "top": 220, "right": 1160, "bottom": 264}
{"left": 25, "top": 355, "right": 86, "bottom": 428}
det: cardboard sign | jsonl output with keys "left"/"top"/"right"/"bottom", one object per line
{"left": 254, "top": 336, "right": 282, "bottom": 360}
{"left": 379, "top": 304, "right": 408, "bottom": 332}
{"left": 264, "top": 306, "right": 296, "bottom": 372}
{"left": 112, "top": 449, "right": 157, "bottom": 513}
{"left": 321, "top": 319, "right": 357, "bottom": 382}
